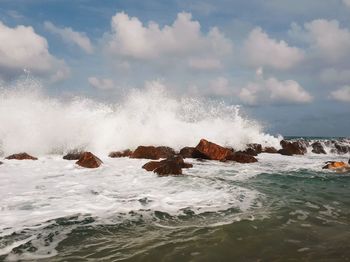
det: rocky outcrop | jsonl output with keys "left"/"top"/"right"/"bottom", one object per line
{"left": 246, "top": 143, "right": 262, "bottom": 154}
{"left": 225, "top": 152, "right": 258, "bottom": 163}
{"left": 322, "top": 161, "right": 350, "bottom": 173}
{"left": 142, "top": 156, "right": 193, "bottom": 176}
{"left": 194, "top": 139, "right": 233, "bottom": 161}
{"left": 311, "top": 142, "right": 326, "bottom": 154}
{"left": 263, "top": 147, "right": 278, "bottom": 153}
{"left": 331, "top": 143, "right": 350, "bottom": 155}
{"left": 179, "top": 147, "right": 196, "bottom": 158}
{"left": 131, "top": 146, "right": 175, "bottom": 160}
{"left": 278, "top": 140, "right": 307, "bottom": 156}
{"left": 109, "top": 149, "right": 132, "bottom": 158}
{"left": 5, "top": 153, "right": 38, "bottom": 160}
{"left": 63, "top": 152, "right": 83, "bottom": 160}
{"left": 76, "top": 152, "right": 103, "bottom": 168}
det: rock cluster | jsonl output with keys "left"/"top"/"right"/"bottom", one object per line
{"left": 142, "top": 156, "right": 193, "bottom": 176}
{"left": 130, "top": 146, "right": 175, "bottom": 160}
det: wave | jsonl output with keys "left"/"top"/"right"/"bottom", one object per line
{"left": 0, "top": 79, "right": 281, "bottom": 156}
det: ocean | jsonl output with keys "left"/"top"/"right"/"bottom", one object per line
{"left": 0, "top": 83, "right": 349, "bottom": 261}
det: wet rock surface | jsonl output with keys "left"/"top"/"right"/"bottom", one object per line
{"left": 5, "top": 153, "right": 38, "bottom": 160}
{"left": 76, "top": 152, "right": 103, "bottom": 168}
{"left": 131, "top": 146, "right": 175, "bottom": 160}
{"left": 109, "top": 149, "right": 133, "bottom": 158}
{"left": 194, "top": 139, "right": 233, "bottom": 161}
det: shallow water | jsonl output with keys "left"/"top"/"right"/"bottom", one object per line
{"left": 1, "top": 152, "right": 349, "bottom": 261}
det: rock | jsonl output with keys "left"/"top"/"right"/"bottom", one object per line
{"left": 332, "top": 143, "right": 350, "bottom": 154}
{"left": 131, "top": 146, "right": 175, "bottom": 160}
{"left": 109, "top": 149, "right": 132, "bottom": 158}
{"left": 225, "top": 152, "right": 258, "bottom": 163}
{"left": 322, "top": 161, "right": 350, "bottom": 173}
{"left": 5, "top": 153, "right": 38, "bottom": 160}
{"left": 194, "top": 139, "right": 233, "bottom": 161}
{"left": 311, "top": 142, "right": 326, "bottom": 154}
{"left": 142, "top": 156, "right": 193, "bottom": 176}
{"left": 0, "top": 161, "right": 3, "bottom": 165}
{"left": 63, "top": 152, "right": 83, "bottom": 160}
{"left": 76, "top": 152, "right": 103, "bottom": 168}
{"left": 179, "top": 147, "right": 196, "bottom": 158}
{"left": 238, "top": 148, "right": 258, "bottom": 156}
{"left": 247, "top": 143, "right": 263, "bottom": 154}
{"left": 263, "top": 147, "right": 278, "bottom": 153}
{"left": 278, "top": 140, "right": 307, "bottom": 156}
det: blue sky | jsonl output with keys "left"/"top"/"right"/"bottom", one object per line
{"left": 0, "top": 0, "right": 350, "bottom": 136}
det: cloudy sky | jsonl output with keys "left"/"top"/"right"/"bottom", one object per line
{"left": 0, "top": 0, "right": 349, "bottom": 136}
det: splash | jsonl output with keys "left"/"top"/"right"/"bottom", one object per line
{"left": 0, "top": 79, "right": 280, "bottom": 156}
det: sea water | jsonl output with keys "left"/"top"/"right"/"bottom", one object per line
{"left": 0, "top": 80, "right": 349, "bottom": 261}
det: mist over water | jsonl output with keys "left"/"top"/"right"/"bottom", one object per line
{"left": 0, "top": 79, "right": 281, "bottom": 156}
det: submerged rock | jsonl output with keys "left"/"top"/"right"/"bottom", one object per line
{"left": 311, "top": 142, "right": 326, "bottom": 154}
{"left": 322, "top": 161, "right": 350, "bottom": 173}
{"left": 109, "top": 149, "right": 133, "bottom": 158}
{"left": 63, "top": 152, "right": 84, "bottom": 160}
{"left": 5, "top": 153, "right": 38, "bottom": 160}
{"left": 278, "top": 140, "right": 307, "bottom": 156}
{"left": 225, "top": 152, "right": 258, "bottom": 163}
{"left": 263, "top": 147, "right": 278, "bottom": 153}
{"left": 76, "top": 152, "right": 103, "bottom": 168}
{"left": 142, "top": 155, "right": 193, "bottom": 176}
{"left": 194, "top": 139, "right": 233, "bottom": 161}
{"left": 131, "top": 146, "right": 175, "bottom": 160}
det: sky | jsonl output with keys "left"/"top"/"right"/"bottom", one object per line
{"left": 0, "top": 0, "right": 349, "bottom": 137}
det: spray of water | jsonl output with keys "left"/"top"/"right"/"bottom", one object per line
{"left": 0, "top": 79, "right": 281, "bottom": 156}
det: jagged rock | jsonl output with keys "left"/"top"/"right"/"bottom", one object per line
{"left": 179, "top": 147, "right": 196, "bottom": 158}
{"left": 63, "top": 152, "right": 83, "bottom": 160}
{"left": 225, "top": 152, "right": 258, "bottom": 163}
{"left": 238, "top": 148, "right": 258, "bottom": 156}
{"left": 332, "top": 143, "right": 350, "bottom": 154}
{"left": 278, "top": 140, "right": 307, "bottom": 156}
{"left": 76, "top": 152, "right": 103, "bottom": 168}
{"left": 109, "top": 149, "right": 132, "bottom": 158}
{"left": 263, "top": 147, "right": 278, "bottom": 153}
{"left": 194, "top": 139, "right": 233, "bottom": 161}
{"left": 322, "top": 161, "right": 350, "bottom": 173}
{"left": 131, "top": 146, "right": 175, "bottom": 160}
{"left": 311, "top": 142, "right": 326, "bottom": 154}
{"left": 247, "top": 143, "right": 262, "bottom": 154}
{"left": 142, "top": 156, "right": 193, "bottom": 176}
{"left": 5, "top": 153, "right": 38, "bottom": 160}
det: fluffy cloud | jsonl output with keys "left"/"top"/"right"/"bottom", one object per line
{"left": 244, "top": 27, "right": 304, "bottom": 70}
{"left": 44, "top": 21, "right": 93, "bottom": 54}
{"left": 290, "top": 19, "right": 350, "bottom": 63}
{"left": 239, "top": 72, "right": 313, "bottom": 105}
{"left": 0, "top": 21, "right": 69, "bottom": 81}
{"left": 88, "top": 76, "right": 114, "bottom": 90}
{"left": 106, "top": 12, "right": 232, "bottom": 70}
{"left": 330, "top": 86, "right": 350, "bottom": 102}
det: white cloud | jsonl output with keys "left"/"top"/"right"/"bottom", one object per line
{"left": 106, "top": 12, "right": 232, "bottom": 70}
{"left": 343, "top": 0, "right": 350, "bottom": 7}
{"left": 239, "top": 72, "right": 313, "bottom": 105}
{"left": 0, "top": 21, "right": 69, "bottom": 81}
{"left": 290, "top": 19, "right": 350, "bottom": 63}
{"left": 244, "top": 27, "right": 304, "bottom": 70}
{"left": 88, "top": 76, "right": 114, "bottom": 90}
{"left": 330, "top": 86, "right": 350, "bottom": 102}
{"left": 44, "top": 21, "right": 93, "bottom": 54}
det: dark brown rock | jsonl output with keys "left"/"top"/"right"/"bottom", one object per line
{"left": 225, "top": 152, "right": 258, "bottom": 163}
{"left": 63, "top": 152, "right": 83, "bottom": 160}
{"left": 278, "top": 140, "right": 307, "bottom": 156}
{"left": 109, "top": 149, "right": 132, "bottom": 158}
{"left": 311, "top": 142, "right": 326, "bottom": 154}
{"left": 332, "top": 143, "right": 350, "bottom": 154}
{"left": 0, "top": 161, "right": 3, "bottom": 165}
{"left": 131, "top": 146, "right": 175, "bottom": 160}
{"left": 6, "top": 153, "right": 38, "bottom": 160}
{"left": 142, "top": 156, "right": 192, "bottom": 176}
{"left": 194, "top": 139, "right": 233, "bottom": 161}
{"left": 238, "top": 148, "right": 258, "bottom": 156}
{"left": 179, "top": 147, "right": 196, "bottom": 158}
{"left": 247, "top": 143, "right": 262, "bottom": 154}
{"left": 76, "top": 152, "right": 103, "bottom": 168}
{"left": 263, "top": 147, "right": 278, "bottom": 153}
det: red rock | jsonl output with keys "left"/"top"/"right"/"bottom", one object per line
{"left": 225, "top": 152, "right": 258, "bottom": 163}
{"left": 109, "top": 149, "right": 132, "bottom": 158}
{"left": 6, "top": 153, "right": 38, "bottom": 160}
{"left": 142, "top": 161, "right": 163, "bottom": 171}
{"left": 278, "top": 140, "right": 306, "bottom": 156}
{"left": 154, "top": 161, "right": 182, "bottom": 176}
{"left": 131, "top": 146, "right": 175, "bottom": 160}
{"left": 76, "top": 152, "right": 103, "bottom": 168}
{"left": 263, "top": 147, "right": 278, "bottom": 153}
{"left": 194, "top": 139, "right": 233, "bottom": 161}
